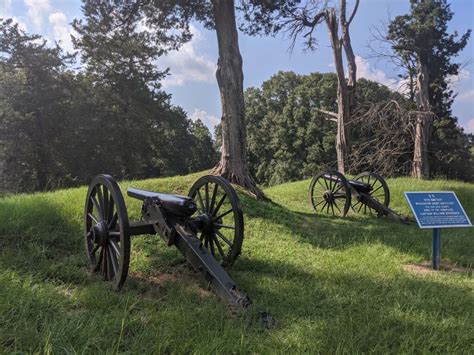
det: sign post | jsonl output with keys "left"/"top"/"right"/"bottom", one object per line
{"left": 405, "top": 191, "right": 472, "bottom": 270}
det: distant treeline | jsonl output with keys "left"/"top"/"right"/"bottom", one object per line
{"left": 1, "top": 19, "right": 473, "bottom": 195}
{"left": 0, "top": 19, "right": 217, "bottom": 194}
{"left": 240, "top": 72, "right": 473, "bottom": 186}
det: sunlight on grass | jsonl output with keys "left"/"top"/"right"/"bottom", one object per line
{"left": 0, "top": 174, "right": 473, "bottom": 352}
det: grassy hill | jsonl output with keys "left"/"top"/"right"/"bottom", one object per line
{"left": 0, "top": 172, "right": 473, "bottom": 353}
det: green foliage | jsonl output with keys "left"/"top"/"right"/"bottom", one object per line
{"left": 245, "top": 71, "right": 337, "bottom": 185}
{"left": 188, "top": 119, "right": 218, "bottom": 171}
{"left": 0, "top": 173, "right": 473, "bottom": 352}
{"left": 387, "top": 0, "right": 472, "bottom": 180}
{"left": 245, "top": 72, "right": 419, "bottom": 185}
{"left": 0, "top": 17, "right": 216, "bottom": 194}
{"left": 0, "top": 19, "right": 76, "bottom": 191}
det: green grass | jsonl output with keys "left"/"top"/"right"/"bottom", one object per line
{"left": 1, "top": 172, "right": 473, "bottom": 353}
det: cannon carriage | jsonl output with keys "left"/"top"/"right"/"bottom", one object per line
{"left": 84, "top": 174, "right": 249, "bottom": 308}
{"left": 309, "top": 171, "right": 409, "bottom": 223}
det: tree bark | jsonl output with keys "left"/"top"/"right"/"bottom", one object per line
{"left": 325, "top": 8, "right": 350, "bottom": 174}
{"left": 211, "top": 0, "right": 263, "bottom": 198}
{"left": 412, "top": 60, "right": 431, "bottom": 179}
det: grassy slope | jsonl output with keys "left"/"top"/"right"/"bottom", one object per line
{"left": 0, "top": 173, "right": 473, "bottom": 353}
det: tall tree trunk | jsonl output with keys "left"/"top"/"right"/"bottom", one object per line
{"left": 340, "top": 0, "right": 357, "bottom": 113}
{"left": 412, "top": 60, "right": 431, "bottom": 179}
{"left": 325, "top": 8, "right": 350, "bottom": 174}
{"left": 211, "top": 0, "right": 263, "bottom": 198}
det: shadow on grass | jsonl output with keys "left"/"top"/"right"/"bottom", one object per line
{"left": 236, "top": 257, "right": 474, "bottom": 352}
{"left": 240, "top": 193, "right": 474, "bottom": 266}
{"left": 0, "top": 196, "right": 91, "bottom": 285}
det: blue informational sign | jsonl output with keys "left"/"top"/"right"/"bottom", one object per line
{"left": 404, "top": 191, "right": 472, "bottom": 229}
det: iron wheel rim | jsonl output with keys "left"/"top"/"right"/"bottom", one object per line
{"left": 84, "top": 174, "right": 130, "bottom": 290}
{"left": 309, "top": 171, "right": 351, "bottom": 217}
{"left": 351, "top": 171, "right": 390, "bottom": 215}
{"left": 188, "top": 175, "right": 244, "bottom": 266}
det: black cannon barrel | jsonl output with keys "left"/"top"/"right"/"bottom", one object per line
{"left": 127, "top": 187, "right": 197, "bottom": 217}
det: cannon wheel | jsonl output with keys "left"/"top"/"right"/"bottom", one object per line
{"left": 309, "top": 171, "right": 351, "bottom": 217}
{"left": 188, "top": 175, "right": 244, "bottom": 267}
{"left": 351, "top": 171, "right": 390, "bottom": 215}
{"left": 84, "top": 174, "right": 130, "bottom": 290}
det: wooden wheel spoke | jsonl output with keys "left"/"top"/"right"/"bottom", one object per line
{"left": 317, "top": 179, "right": 326, "bottom": 190}
{"left": 320, "top": 201, "right": 328, "bottom": 212}
{"left": 357, "top": 202, "right": 364, "bottom": 213}
{"left": 88, "top": 212, "right": 100, "bottom": 224}
{"left": 108, "top": 244, "right": 119, "bottom": 277}
{"left": 313, "top": 199, "right": 325, "bottom": 208}
{"left": 209, "top": 183, "right": 219, "bottom": 215}
{"left": 215, "top": 230, "right": 232, "bottom": 247}
{"left": 89, "top": 244, "right": 100, "bottom": 257}
{"left": 204, "top": 182, "right": 210, "bottom": 213}
{"left": 215, "top": 223, "right": 235, "bottom": 230}
{"left": 323, "top": 177, "right": 330, "bottom": 190}
{"left": 109, "top": 212, "right": 118, "bottom": 229}
{"left": 103, "top": 186, "right": 110, "bottom": 221}
{"left": 107, "top": 196, "right": 115, "bottom": 224}
{"left": 330, "top": 202, "right": 335, "bottom": 215}
{"left": 102, "top": 246, "right": 108, "bottom": 278}
{"left": 333, "top": 184, "right": 343, "bottom": 194}
{"left": 212, "top": 193, "right": 227, "bottom": 217}
{"left": 86, "top": 230, "right": 93, "bottom": 239}
{"left": 213, "top": 234, "right": 226, "bottom": 259}
{"left": 109, "top": 239, "right": 121, "bottom": 258}
{"left": 95, "top": 247, "right": 104, "bottom": 272}
{"left": 196, "top": 189, "right": 206, "bottom": 214}
{"left": 213, "top": 208, "right": 233, "bottom": 221}
{"left": 209, "top": 235, "right": 216, "bottom": 256}
{"left": 333, "top": 200, "right": 342, "bottom": 213}
{"left": 90, "top": 195, "right": 103, "bottom": 221}
{"left": 372, "top": 185, "right": 383, "bottom": 194}
{"left": 96, "top": 186, "right": 105, "bottom": 221}
{"left": 352, "top": 201, "right": 361, "bottom": 211}
{"left": 106, "top": 246, "right": 114, "bottom": 280}
{"left": 109, "top": 231, "right": 121, "bottom": 237}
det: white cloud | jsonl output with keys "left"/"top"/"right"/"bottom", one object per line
{"left": 355, "top": 55, "right": 398, "bottom": 88}
{"left": 0, "top": 0, "right": 28, "bottom": 31}
{"left": 189, "top": 108, "right": 220, "bottom": 131}
{"left": 48, "top": 11, "right": 73, "bottom": 51}
{"left": 465, "top": 118, "right": 474, "bottom": 134}
{"left": 24, "top": 0, "right": 51, "bottom": 29}
{"left": 159, "top": 25, "right": 216, "bottom": 88}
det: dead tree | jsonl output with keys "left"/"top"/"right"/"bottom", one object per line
{"left": 281, "top": 0, "right": 359, "bottom": 174}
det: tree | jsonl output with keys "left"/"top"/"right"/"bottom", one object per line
{"left": 84, "top": 0, "right": 264, "bottom": 197}
{"left": 387, "top": 0, "right": 471, "bottom": 178}
{"left": 241, "top": 0, "right": 360, "bottom": 174}
{"left": 244, "top": 72, "right": 414, "bottom": 185}
{"left": 188, "top": 119, "right": 218, "bottom": 171}
{"left": 73, "top": 2, "right": 197, "bottom": 180}
{"left": 0, "top": 19, "right": 75, "bottom": 192}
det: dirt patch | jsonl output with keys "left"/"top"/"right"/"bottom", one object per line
{"left": 403, "top": 261, "right": 472, "bottom": 276}
{"left": 129, "top": 263, "right": 215, "bottom": 300}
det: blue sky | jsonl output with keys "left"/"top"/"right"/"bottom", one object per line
{"left": 1, "top": 0, "right": 473, "bottom": 133}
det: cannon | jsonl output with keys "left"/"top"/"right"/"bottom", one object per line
{"left": 83, "top": 174, "right": 250, "bottom": 308}
{"left": 309, "top": 171, "right": 409, "bottom": 223}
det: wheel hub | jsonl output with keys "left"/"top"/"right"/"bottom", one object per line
{"left": 93, "top": 221, "right": 109, "bottom": 246}
{"left": 323, "top": 191, "right": 335, "bottom": 203}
